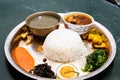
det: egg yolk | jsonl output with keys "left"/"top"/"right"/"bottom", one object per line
{"left": 60, "top": 66, "right": 75, "bottom": 78}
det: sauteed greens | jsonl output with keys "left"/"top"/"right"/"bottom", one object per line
{"left": 82, "top": 49, "right": 108, "bottom": 72}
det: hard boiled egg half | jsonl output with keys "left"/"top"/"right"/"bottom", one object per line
{"left": 56, "top": 63, "right": 79, "bottom": 79}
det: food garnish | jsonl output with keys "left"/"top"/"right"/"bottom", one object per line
{"left": 37, "top": 45, "right": 43, "bottom": 52}
{"left": 82, "top": 49, "right": 108, "bottom": 72}
{"left": 12, "top": 47, "right": 35, "bottom": 72}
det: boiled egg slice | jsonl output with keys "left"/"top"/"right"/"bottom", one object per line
{"left": 56, "top": 63, "right": 79, "bottom": 79}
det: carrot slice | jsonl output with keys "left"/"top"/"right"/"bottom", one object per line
{"left": 12, "top": 47, "right": 34, "bottom": 72}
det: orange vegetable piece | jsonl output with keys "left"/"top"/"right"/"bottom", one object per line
{"left": 12, "top": 47, "right": 34, "bottom": 72}
{"left": 38, "top": 45, "right": 43, "bottom": 52}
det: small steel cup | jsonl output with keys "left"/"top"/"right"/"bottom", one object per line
{"left": 26, "top": 11, "right": 62, "bottom": 37}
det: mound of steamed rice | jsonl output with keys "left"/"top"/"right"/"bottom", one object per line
{"left": 43, "top": 29, "right": 88, "bottom": 62}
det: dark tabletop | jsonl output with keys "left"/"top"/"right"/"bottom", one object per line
{"left": 0, "top": 0, "right": 120, "bottom": 80}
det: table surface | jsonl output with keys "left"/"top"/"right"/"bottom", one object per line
{"left": 0, "top": 0, "right": 120, "bottom": 80}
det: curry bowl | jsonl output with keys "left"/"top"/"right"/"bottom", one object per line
{"left": 63, "top": 12, "right": 94, "bottom": 34}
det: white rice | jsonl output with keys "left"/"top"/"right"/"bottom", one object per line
{"left": 43, "top": 29, "right": 88, "bottom": 62}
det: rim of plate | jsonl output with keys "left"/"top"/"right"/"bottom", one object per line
{"left": 4, "top": 13, "right": 116, "bottom": 80}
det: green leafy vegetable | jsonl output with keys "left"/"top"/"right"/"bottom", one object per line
{"left": 82, "top": 49, "right": 108, "bottom": 72}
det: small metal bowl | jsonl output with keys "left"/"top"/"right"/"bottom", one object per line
{"left": 26, "top": 11, "right": 62, "bottom": 37}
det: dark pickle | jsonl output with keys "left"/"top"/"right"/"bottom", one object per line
{"left": 32, "top": 63, "right": 56, "bottom": 79}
